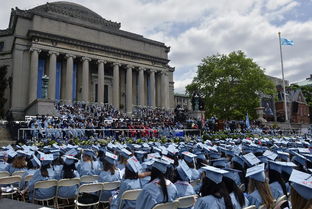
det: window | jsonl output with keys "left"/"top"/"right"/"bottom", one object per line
{"left": 0, "top": 42, "right": 4, "bottom": 52}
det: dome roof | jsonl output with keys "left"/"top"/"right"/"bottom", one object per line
{"left": 29, "top": 1, "right": 120, "bottom": 29}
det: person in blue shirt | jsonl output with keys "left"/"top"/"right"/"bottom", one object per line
{"left": 20, "top": 155, "right": 40, "bottom": 189}
{"left": 57, "top": 156, "right": 80, "bottom": 199}
{"left": 0, "top": 152, "right": 8, "bottom": 171}
{"left": 173, "top": 160, "right": 195, "bottom": 198}
{"left": 21, "top": 154, "right": 56, "bottom": 202}
{"left": 77, "top": 149, "right": 101, "bottom": 176}
{"left": 98, "top": 152, "right": 121, "bottom": 202}
{"left": 194, "top": 166, "right": 233, "bottom": 209}
{"left": 5, "top": 152, "right": 27, "bottom": 174}
{"left": 245, "top": 164, "right": 274, "bottom": 209}
{"left": 136, "top": 159, "right": 178, "bottom": 209}
{"left": 110, "top": 156, "right": 142, "bottom": 209}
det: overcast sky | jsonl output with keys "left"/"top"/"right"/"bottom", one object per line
{"left": 1, "top": 0, "right": 311, "bottom": 93}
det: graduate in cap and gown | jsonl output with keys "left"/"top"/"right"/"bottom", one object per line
{"left": 5, "top": 150, "right": 28, "bottom": 174}
{"left": 135, "top": 159, "right": 178, "bottom": 209}
{"left": 20, "top": 155, "right": 41, "bottom": 189}
{"left": 245, "top": 163, "right": 275, "bottom": 209}
{"left": 99, "top": 152, "right": 121, "bottom": 201}
{"left": 21, "top": 153, "right": 56, "bottom": 201}
{"left": 223, "top": 168, "right": 249, "bottom": 209}
{"left": 0, "top": 152, "right": 8, "bottom": 171}
{"left": 194, "top": 165, "right": 233, "bottom": 209}
{"left": 58, "top": 155, "right": 80, "bottom": 199}
{"left": 77, "top": 149, "right": 101, "bottom": 176}
{"left": 289, "top": 169, "right": 312, "bottom": 209}
{"left": 183, "top": 152, "right": 200, "bottom": 180}
{"left": 268, "top": 161, "right": 288, "bottom": 200}
{"left": 110, "top": 156, "right": 142, "bottom": 209}
{"left": 173, "top": 160, "right": 195, "bottom": 198}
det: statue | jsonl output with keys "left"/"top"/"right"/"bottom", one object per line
{"left": 192, "top": 92, "right": 200, "bottom": 111}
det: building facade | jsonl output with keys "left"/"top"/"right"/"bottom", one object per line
{"left": 174, "top": 93, "right": 191, "bottom": 110}
{"left": 0, "top": 2, "right": 175, "bottom": 119}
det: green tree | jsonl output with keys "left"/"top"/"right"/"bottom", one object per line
{"left": 186, "top": 51, "right": 275, "bottom": 120}
{"left": 0, "top": 65, "right": 8, "bottom": 118}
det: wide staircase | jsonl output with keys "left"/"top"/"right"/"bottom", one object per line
{"left": 0, "top": 126, "right": 14, "bottom": 146}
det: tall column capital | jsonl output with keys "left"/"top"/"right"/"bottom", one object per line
{"left": 113, "top": 62, "right": 121, "bottom": 67}
{"left": 138, "top": 67, "right": 145, "bottom": 71}
{"left": 48, "top": 51, "right": 59, "bottom": 56}
{"left": 126, "top": 64, "right": 134, "bottom": 69}
{"left": 30, "top": 47, "right": 41, "bottom": 53}
{"left": 82, "top": 56, "right": 91, "bottom": 62}
{"left": 65, "top": 54, "right": 76, "bottom": 59}
{"left": 97, "top": 59, "right": 107, "bottom": 64}
{"left": 149, "top": 69, "right": 157, "bottom": 73}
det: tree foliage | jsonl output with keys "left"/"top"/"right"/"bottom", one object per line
{"left": 0, "top": 65, "right": 8, "bottom": 119}
{"left": 289, "top": 84, "right": 312, "bottom": 107}
{"left": 186, "top": 51, "right": 275, "bottom": 120}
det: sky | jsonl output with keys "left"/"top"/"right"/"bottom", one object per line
{"left": 1, "top": 0, "right": 311, "bottom": 93}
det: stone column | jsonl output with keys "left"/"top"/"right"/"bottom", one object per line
{"left": 113, "top": 63, "right": 120, "bottom": 108}
{"left": 97, "top": 60, "right": 106, "bottom": 103}
{"left": 161, "top": 71, "right": 167, "bottom": 108}
{"left": 65, "top": 54, "right": 75, "bottom": 104}
{"left": 126, "top": 65, "right": 133, "bottom": 114}
{"left": 82, "top": 57, "right": 91, "bottom": 102}
{"left": 138, "top": 67, "right": 145, "bottom": 106}
{"left": 48, "top": 51, "right": 59, "bottom": 100}
{"left": 149, "top": 69, "right": 156, "bottom": 107}
{"left": 28, "top": 48, "right": 41, "bottom": 104}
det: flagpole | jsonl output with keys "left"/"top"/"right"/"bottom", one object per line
{"left": 278, "top": 32, "right": 289, "bottom": 122}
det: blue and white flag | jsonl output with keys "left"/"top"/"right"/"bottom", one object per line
{"left": 245, "top": 113, "right": 250, "bottom": 129}
{"left": 281, "top": 38, "right": 294, "bottom": 46}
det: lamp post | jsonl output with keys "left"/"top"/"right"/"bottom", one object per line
{"left": 42, "top": 75, "right": 49, "bottom": 99}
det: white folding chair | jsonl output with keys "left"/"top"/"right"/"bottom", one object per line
{"left": 190, "top": 179, "right": 201, "bottom": 188}
{"left": 177, "top": 195, "right": 197, "bottom": 209}
{"left": 12, "top": 170, "right": 26, "bottom": 177}
{"left": 100, "top": 181, "right": 121, "bottom": 204}
{"left": 56, "top": 178, "right": 80, "bottom": 209}
{"left": 74, "top": 183, "right": 103, "bottom": 209}
{"left": 0, "top": 171, "right": 10, "bottom": 178}
{"left": 243, "top": 205, "right": 256, "bottom": 209}
{"left": 33, "top": 179, "right": 58, "bottom": 208}
{"left": 118, "top": 189, "right": 142, "bottom": 209}
{"left": 0, "top": 175, "right": 22, "bottom": 199}
{"left": 258, "top": 205, "right": 266, "bottom": 209}
{"left": 152, "top": 201, "right": 179, "bottom": 209}
{"left": 80, "top": 175, "right": 99, "bottom": 184}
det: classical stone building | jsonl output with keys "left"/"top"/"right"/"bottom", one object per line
{"left": 0, "top": 2, "right": 175, "bottom": 120}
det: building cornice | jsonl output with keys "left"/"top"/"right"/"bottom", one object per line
{"left": 28, "top": 30, "right": 170, "bottom": 65}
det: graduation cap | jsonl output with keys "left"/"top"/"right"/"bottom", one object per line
{"left": 232, "top": 155, "right": 245, "bottom": 167}
{"left": 224, "top": 168, "right": 241, "bottom": 182}
{"left": 105, "top": 152, "right": 118, "bottom": 164}
{"left": 246, "top": 163, "right": 265, "bottom": 182}
{"left": 211, "top": 158, "right": 228, "bottom": 168}
{"left": 120, "top": 148, "right": 132, "bottom": 158}
{"left": 276, "top": 161, "right": 297, "bottom": 175}
{"left": 147, "top": 152, "right": 161, "bottom": 160}
{"left": 126, "top": 156, "right": 142, "bottom": 173}
{"left": 7, "top": 150, "right": 17, "bottom": 158}
{"left": 31, "top": 155, "right": 41, "bottom": 167}
{"left": 277, "top": 151, "right": 289, "bottom": 161}
{"left": 182, "top": 152, "right": 197, "bottom": 163}
{"left": 152, "top": 159, "right": 170, "bottom": 174}
{"left": 66, "top": 149, "right": 78, "bottom": 157}
{"left": 243, "top": 153, "right": 261, "bottom": 167}
{"left": 40, "top": 153, "right": 54, "bottom": 166}
{"left": 263, "top": 150, "right": 278, "bottom": 161}
{"left": 201, "top": 165, "right": 228, "bottom": 184}
{"left": 16, "top": 150, "right": 29, "bottom": 158}
{"left": 83, "top": 149, "right": 96, "bottom": 159}
{"left": 292, "top": 152, "right": 310, "bottom": 167}
{"left": 63, "top": 155, "right": 79, "bottom": 165}
{"left": 177, "top": 160, "right": 192, "bottom": 182}
{"left": 161, "top": 155, "right": 174, "bottom": 164}
{"left": 268, "top": 161, "right": 282, "bottom": 173}
{"left": 289, "top": 169, "right": 312, "bottom": 199}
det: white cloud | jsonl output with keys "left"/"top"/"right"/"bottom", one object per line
{"left": 0, "top": 0, "right": 310, "bottom": 94}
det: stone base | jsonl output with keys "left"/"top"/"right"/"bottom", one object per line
{"left": 24, "top": 99, "right": 59, "bottom": 117}
{"left": 189, "top": 110, "right": 205, "bottom": 120}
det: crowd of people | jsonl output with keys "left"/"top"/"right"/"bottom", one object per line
{"left": 0, "top": 135, "right": 312, "bottom": 209}
{"left": 23, "top": 102, "right": 197, "bottom": 141}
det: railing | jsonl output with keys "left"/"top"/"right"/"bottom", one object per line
{"left": 17, "top": 128, "right": 201, "bottom": 141}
